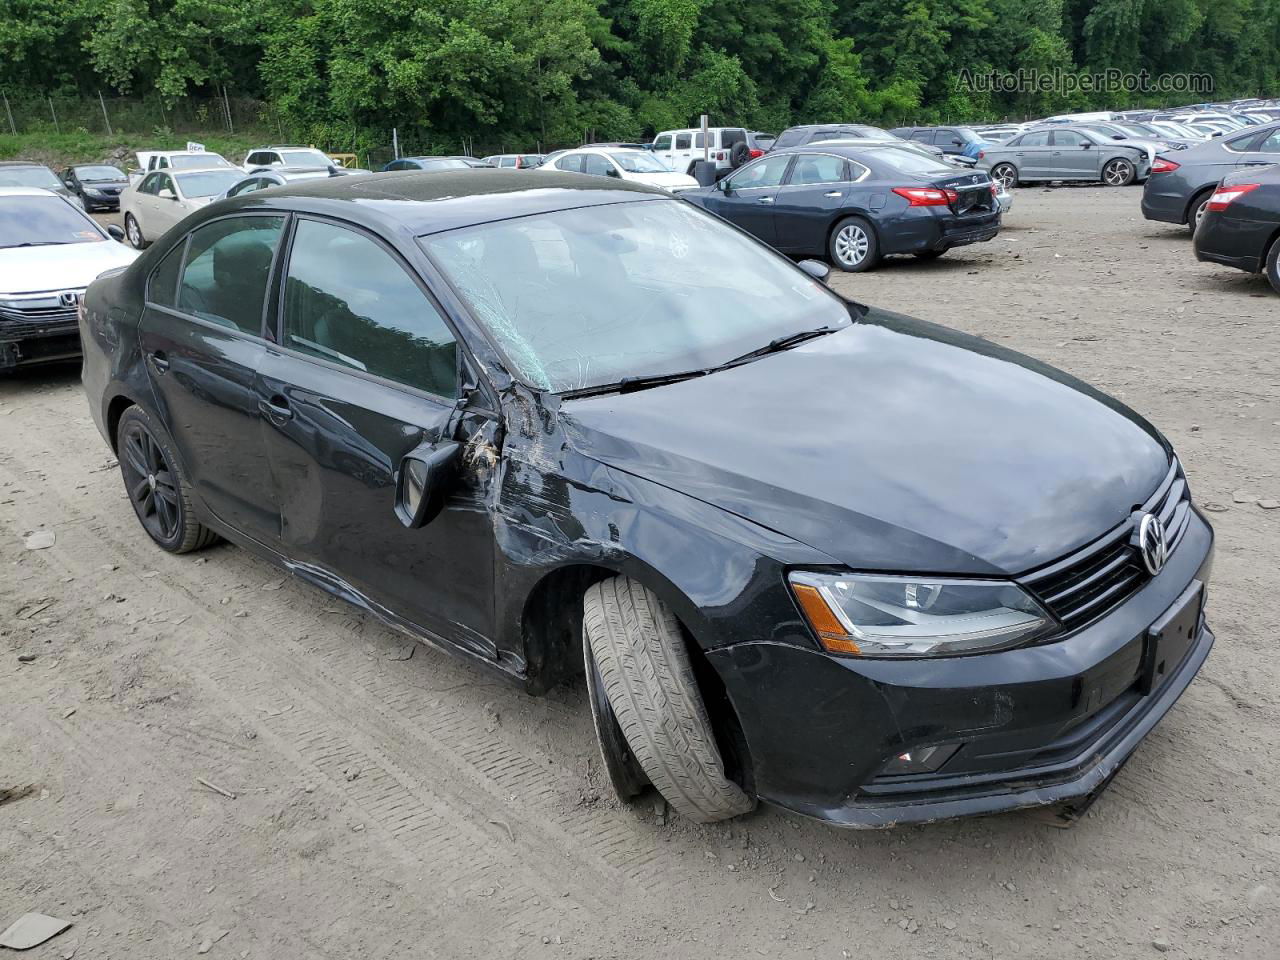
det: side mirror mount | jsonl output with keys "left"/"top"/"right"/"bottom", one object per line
{"left": 605, "top": 167, "right": 621, "bottom": 178}
{"left": 1081, "top": 141, "right": 1092, "bottom": 149}
{"left": 395, "top": 438, "right": 462, "bottom": 528}
{"left": 719, "top": 177, "right": 732, "bottom": 194}
{"left": 158, "top": 187, "right": 175, "bottom": 199}
{"left": 798, "top": 259, "right": 830, "bottom": 284}
{"left": 107, "top": 224, "right": 125, "bottom": 242}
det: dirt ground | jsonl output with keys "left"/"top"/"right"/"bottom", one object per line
{"left": 3, "top": 186, "right": 1278, "bottom": 960}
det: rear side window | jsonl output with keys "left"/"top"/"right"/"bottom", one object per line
{"left": 772, "top": 129, "right": 804, "bottom": 150}
{"left": 282, "top": 219, "right": 458, "bottom": 398}
{"left": 909, "top": 129, "right": 934, "bottom": 143}
{"left": 675, "top": 133, "right": 691, "bottom": 149}
{"left": 147, "top": 241, "right": 186, "bottom": 307}
{"left": 653, "top": 135, "right": 672, "bottom": 151}
{"left": 1019, "top": 131, "right": 1051, "bottom": 147}
{"left": 177, "top": 216, "right": 285, "bottom": 335}
{"left": 788, "top": 154, "right": 847, "bottom": 185}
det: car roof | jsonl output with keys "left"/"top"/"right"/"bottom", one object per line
{"left": 216, "top": 168, "right": 665, "bottom": 237}
{"left": 0, "top": 160, "right": 50, "bottom": 168}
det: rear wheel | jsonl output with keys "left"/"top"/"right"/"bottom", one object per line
{"left": 991, "top": 163, "right": 1018, "bottom": 190}
{"left": 124, "top": 213, "right": 147, "bottom": 250}
{"left": 117, "top": 407, "right": 218, "bottom": 554}
{"left": 1102, "top": 158, "right": 1135, "bottom": 187}
{"left": 1188, "top": 190, "right": 1213, "bottom": 234}
{"left": 1266, "top": 236, "right": 1280, "bottom": 295}
{"left": 829, "top": 216, "right": 879, "bottom": 272}
{"left": 583, "top": 576, "right": 755, "bottom": 824}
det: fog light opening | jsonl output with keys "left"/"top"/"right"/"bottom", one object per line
{"left": 878, "top": 743, "right": 962, "bottom": 776}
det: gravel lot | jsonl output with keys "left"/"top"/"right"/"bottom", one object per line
{"left": 3, "top": 186, "right": 1278, "bottom": 959}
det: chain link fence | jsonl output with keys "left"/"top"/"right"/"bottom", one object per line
{"left": 0, "top": 92, "right": 293, "bottom": 139}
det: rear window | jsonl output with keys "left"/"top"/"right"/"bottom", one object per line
{"left": 175, "top": 170, "right": 244, "bottom": 198}
{"left": 869, "top": 149, "right": 952, "bottom": 175}
{"left": 773, "top": 129, "right": 804, "bottom": 150}
{"left": 720, "top": 129, "right": 746, "bottom": 148}
{"left": 0, "top": 165, "right": 62, "bottom": 190}
{"left": 170, "top": 154, "right": 233, "bottom": 170}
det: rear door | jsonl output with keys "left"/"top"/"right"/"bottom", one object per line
{"left": 1233, "top": 127, "right": 1280, "bottom": 169}
{"left": 1010, "top": 131, "right": 1053, "bottom": 178}
{"left": 701, "top": 153, "right": 793, "bottom": 245}
{"left": 771, "top": 153, "right": 855, "bottom": 254}
{"left": 137, "top": 214, "right": 286, "bottom": 543}
{"left": 256, "top": 216, "right": 498, "bottom": 655}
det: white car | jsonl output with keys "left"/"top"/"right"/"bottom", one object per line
{"left": 0, "top": 187, "right": 136, "bottom": 371}
{"left": 131, "top": 150, "right": 236, "bottom": 184}
{"left": 241, "top": 145, "right": 336, "bottom": 172}
{"left": 541, "top": 148, "right": 700, "bottom": 192}
{"left": 121, "top": 167, "right": 246, "bottom": 249}
{"left": 651, "top": 126, "right": 752, "bottom": 175}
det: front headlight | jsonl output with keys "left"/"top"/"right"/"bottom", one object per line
{"left": 789, "top": 572, "right": 1054, "bottom": 658}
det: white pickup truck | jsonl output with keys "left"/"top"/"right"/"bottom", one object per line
{"left": 129, "top": 150, "right": 236, "bottom": 184}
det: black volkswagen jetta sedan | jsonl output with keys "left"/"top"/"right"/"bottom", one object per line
{"left": 684, "top": 143, "right": 1000, "bottom": 271}
{"left": 80, "top": 170, "right": 1214, "bottom": 828}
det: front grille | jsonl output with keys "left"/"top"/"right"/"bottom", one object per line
{"left": 1022, "top": 459, "right": 1192, "bottom": 630}
{"left": 0, "top": 292, "right": 82, "bottom": 327}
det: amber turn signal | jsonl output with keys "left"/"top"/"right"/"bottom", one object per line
{"left": 791, "top": 583, "right": 861, "bottom": 655}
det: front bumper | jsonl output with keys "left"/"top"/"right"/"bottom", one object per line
{"left": 0, "top": 323, "right": 82, "bottom": 369}
{"left": 707, "top": 512, "right": 1214, "bottom": 827}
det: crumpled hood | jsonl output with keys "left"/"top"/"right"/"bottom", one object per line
{"left": 561, "top": 307, "right": 1171, "bottom": 575}
{"left": 0, "top": 241, "right": 137, "bottom": 295}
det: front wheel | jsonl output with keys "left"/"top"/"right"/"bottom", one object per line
{"left": 1188, "top": 191, "right": 1213, "bottom": 235}
{"left": 990, "top": 163, "right": 1018, "bottom": 190}
{"left": 1102, "top": 158, "right": 1136, "bottom": 187}
{"left": 829, "top": 216, "right": 879, "bottom": 272}
{"left": 583, "top": 576, "right": 755, "bottom": 824}
{"left": 117, "top": 407, "right": 218, "bottom": 553}
{"left": 124, "top": 213, "right": 147, "bottom": 250}
{"left": 1266, "top": 237, "right": 1280, "bottom": 295}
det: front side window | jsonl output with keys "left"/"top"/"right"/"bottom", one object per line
{"left": 727, "top": 154, "right": 791, "bottom": 189}
{"left": 653, "top": 135, "right": 672, "bottom": 151}
{"left": 787, "top": 154, "right": 847, "bottom": 185}
{"left": 422, "top": 198, "right": 848, "bottom": 394}
{"left": 500, "top": 157, "right": 517, "bottom": 168}
{"left": 1254, "top": 130, "right": 1280, "bottom": 153}
{"left": 138, "top": 173, "right": 162, "bottom": 195}
{"left": 0, "top": 195, "right": 102, "bottom": 247}
{"left": 909, "top": 129, "right": 935, "bottom": 143}
{"left": 278, "top": 149, "right": 330, "bottom": 166}
{"left": 283, "top": 219, "right": 458, "bottom": 398}
{"left": 583, "top": 154, "right": 614, "bottom": 177}
{"left": 177, "top": 216, "right": 285, "bottom": 334}
{"left": 611, "top": 152, "right": 667, "bottom": 173}
{"left": 148, "top": 241, "right": 186, "bottom": 306}
{"left": 555, "top": 154, "right": 584, "bottom": 172}
{"left": 1052, "top": 131, "right": 1089, "bottom": 147}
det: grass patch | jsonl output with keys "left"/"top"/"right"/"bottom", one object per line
{"left": 0, "top": 131, "right": 267, "bottom": 168}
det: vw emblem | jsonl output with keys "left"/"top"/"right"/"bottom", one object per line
{"left": 59, "top": 291, "right": 81, "bottom": 308}
{"left": 1137, "top": 512, "right": 1169, "bottom": 576}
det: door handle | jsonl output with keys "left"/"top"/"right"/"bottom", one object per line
{"left": 148, "top": 350, "right": 170, "bottom": 373}
{"left": 757, "top": 196, "right": 774, "bottom": 204}
{"left": 824, "top": 191, "right": 843, "bottom": 198}
{"left": 258, "top": 394, "right": 293, "bottom": 423}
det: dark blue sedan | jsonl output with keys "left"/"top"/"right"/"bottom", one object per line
{"left": 684, "top": 143, "right": 1001, "bottom": 271}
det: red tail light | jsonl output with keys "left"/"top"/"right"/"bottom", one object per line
{"left": 749, "top": 148, "right": 763, "bottom": 158}
{"left": 977, "top": 150, "right": 985, "bottom": 160}
{"left": 1207, "top": 182, "right": 1260, "bottom": 211}
{"left": 892, "top": 186, "right": 957, "bottom": 206}
{"left": 715, "top": 151, "right": 726, "bottom": 161}
{"left": 1151, "top": 158, "right": 1181, "bottom": 174}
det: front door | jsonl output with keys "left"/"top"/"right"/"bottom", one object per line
{"left": 256, "top": 215, "right": 497, "bottom": 655}
{"left": 772, "top": 153, "right": 854, "bottom": 254}
{"left": 702, "top": 153, "right": 793, "bottom": 246}
{"left": 137, "top": 214, "right": 285, "bottom": 543}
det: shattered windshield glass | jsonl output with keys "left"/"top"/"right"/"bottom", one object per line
{"left": 421, "top": 199, "right": 849, "bottom": 393}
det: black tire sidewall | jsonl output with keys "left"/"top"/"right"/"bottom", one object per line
{"left": 829, "top": 216, "right": 878, "bottom": 272}
{"left": 729, "top": 141, "right": 750, "bottom": 169}
{"left": 117, "top": 407, "right": 191, "bottom": 552}
{"left": 125, "top": 214, "right": 146, "bottom": 249}
{"left": 1267, "top": 236, "right": 1280, "bottom": 295}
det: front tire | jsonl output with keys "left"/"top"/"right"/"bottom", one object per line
{"left": 1266, "top": 236, "right": 1280, "bottom": 295}
{"left": 124, "top": 213, "right": 147, "bottom": 250}
{"left": 1102, "top": 158, "right": 1136, "bottom": 187}
{"left": 583, "top": 576, "right": 754, "bottom": 824}
{"left": 829, "top": 216, "right": 879, "bottom": 272}
{"left": 117, "top": 407, "right": 218, "bottom": 554}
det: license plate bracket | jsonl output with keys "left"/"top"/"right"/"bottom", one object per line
{"left": 1139, "top": 580, "right": 1203, "bottom": 695}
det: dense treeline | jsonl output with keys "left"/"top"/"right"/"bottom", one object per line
{"left": 2, "top": 0, "right": 1278, "bottom": 151}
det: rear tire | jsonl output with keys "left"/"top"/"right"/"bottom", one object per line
{"left": 583, "top": 576, "right": 755, "bottom": 824}
{"left": 117, "top": 406, "right": 219, "bottom": 554}
{"left": 1188, "top": 190, "right": 1213, "bottom": 235}
{"left": 828, "top": 216, "right": 879, "bottom": 272}
{"left": 1266, "top": 236, "right": 1280, "bottom": 295}
{"left": 991, "top": 163, "right": 1018, "bottom": 190}
{"left": 124, "top": 213, "right": 147, "bottom": 250}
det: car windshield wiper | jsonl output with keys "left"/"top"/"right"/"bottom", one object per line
{"left": 722, "top": 325, "right": 841, "bottom": 367}
{"left": 560, "top": 326, "right": 843, "bottom": 400}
